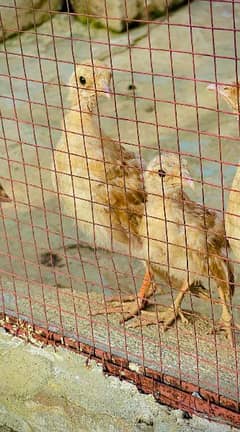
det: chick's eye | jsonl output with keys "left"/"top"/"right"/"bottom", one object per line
{"left": 158, "top": 169, "right": 166, "bottom": 178}
{"left": 79, "top": 76, "right": 86, "bottom": 85}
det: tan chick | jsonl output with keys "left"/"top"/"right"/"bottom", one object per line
{"left": 136, "top": 152, "right": 235, "bottom": 343}
{"left": 208, "top": 82, "right": 240, "bottom": 261}
{"left": 0, "top": 183, "right": 11, "bottom": 202}
{"left": 53, "top": 59, "right": 152, "bottom": 317}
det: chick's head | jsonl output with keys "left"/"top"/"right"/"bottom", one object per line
{"left": 68, "top": 59, "right": 112, "bottom": 110}
{"left": 145, "top": 152, "right": 194, "bottom": 195}
{"left": 207, "top": 82, "right": 240, "bottom": 113}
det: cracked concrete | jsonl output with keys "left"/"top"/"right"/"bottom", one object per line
{"left": 0, "top": 329, "right": 238, "bottom": 432}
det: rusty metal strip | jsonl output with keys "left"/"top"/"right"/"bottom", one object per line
{"left": 0, "top": 313, "right": 239, "bottom": 428}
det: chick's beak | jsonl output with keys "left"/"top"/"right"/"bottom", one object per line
{"left": 186, "top": 177, "right": 195, "bottom": 189}
{"left": 103, "top": 82, "right": 112, "bottom": 99}
{"left": 182, "top": 170, "right": 194, "bottom": 190}
{"left": 207, "top": 83, "right": 228, "bottom": 98}
{"left": 207, "top": 83, "right": 217, "bottom": 92}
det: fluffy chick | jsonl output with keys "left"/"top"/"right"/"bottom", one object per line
{"left": 54, "top": 59, "right": 149, "bottom": 316}
{"left": 0, "top": 183, "right": 11, "bottom": 202}
{"left": 136, "top": 152, "right": 235, "bottom": 343}
{"left": 208, "top": 81, "right": 240, "bottom": 261}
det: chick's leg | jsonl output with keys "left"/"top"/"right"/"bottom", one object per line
{"left": 130, "top": 280, "right": 189, "bottom": 330}
{"left": 215, "top": 282, "right": 237, "bottom": 346}
{"left": 212, "top": 263, "right": 239, "bottom": 346}
{"left": 121, "top": 269, "right": 156, "bottom": 322}
{"left": 160, "top": 280, "right": 190, "bottom": 329}
{"left": 92, "top": 269, "right": 156, "bottom": 321}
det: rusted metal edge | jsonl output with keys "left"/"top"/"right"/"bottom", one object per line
{"left": 0, "top": 313, "right": 239, "bottom": 428}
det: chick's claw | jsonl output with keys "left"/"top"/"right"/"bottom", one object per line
{"left": 213, "top": 319, "right": 240, "bottom": 347}
{"left": 104, "top": 294, "right": 137, "bottom": 304}
{"left": 159, "top": 307, "right": 189, "bottom": 330}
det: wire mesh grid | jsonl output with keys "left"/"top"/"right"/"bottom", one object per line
{"left": 0, "top": 0, "right": 240, "bottom": 426}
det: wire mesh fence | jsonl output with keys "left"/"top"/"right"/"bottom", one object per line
{"left": 0, "top": 0, "right": 240, "bottom": 427}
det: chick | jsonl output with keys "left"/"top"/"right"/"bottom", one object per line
{"left": 53, "top": 59, "right": 151, "bottom": 317}
{"left": 136, "top": 152, "right": 235, "bottom": 343}
{"left": 0, "top": 183, "right": 11, "bottom": 202}
{"left": 208, "top": 82, "right": 240, "bottom": 261}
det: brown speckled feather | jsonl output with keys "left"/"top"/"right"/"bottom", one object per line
{"left": 140, "top": 153, "right": 234, "bottom": 338}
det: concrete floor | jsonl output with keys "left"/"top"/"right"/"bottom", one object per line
{"left": 0, "top": 328, "right": 238, "bottom": 432}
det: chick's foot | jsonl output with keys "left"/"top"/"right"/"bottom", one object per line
{"left": 92, "top": 270, "right": 155, "bottom": 322}
{"left": 128, "top": 306, "right": 189, "bottom": 330}
{"left": 91, "top": 296, "right": 146, "bottom": 322}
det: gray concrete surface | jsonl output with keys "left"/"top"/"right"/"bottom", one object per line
{"left": 70, "top": 0, "right": 186, "bottom": 32}
{"left": 0, "top": 0, "right": 240, "bottom": 429}
{"left": 0, "top": 0, "right": 63, "bottom": 42}
{"left": 0, "top": 328, "right": 238, "bottom": 432}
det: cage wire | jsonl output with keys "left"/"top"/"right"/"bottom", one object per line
{"left": 0, "top": 0, "right": 240, "bottom": 427}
